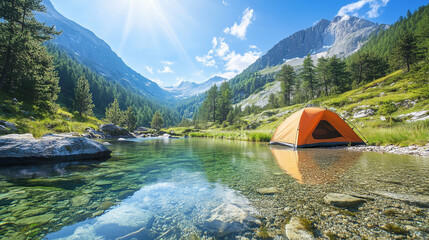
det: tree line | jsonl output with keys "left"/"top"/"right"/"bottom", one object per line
{"left": 0, "top": 0, "right": 180, "bottom": 130}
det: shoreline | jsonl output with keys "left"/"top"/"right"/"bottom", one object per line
{"left": 347, "top": 144, "right": 429, "bottom": 157}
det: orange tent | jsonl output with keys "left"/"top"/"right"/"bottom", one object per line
{"left": 270, "top": 107, "right": 365, "bottom": 148}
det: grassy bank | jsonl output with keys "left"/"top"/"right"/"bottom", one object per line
{"left": 0, "top": 91, "right": 102, "bottom": 138}
{"left": 177, "top": 68, "right": 429, "bottom": 146}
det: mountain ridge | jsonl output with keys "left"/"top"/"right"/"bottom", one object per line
{"left": 164, "top": 76, "right": 227, "bottom": 99}
{"left": 37, "top": 0, "right": 172, "bottom": 100}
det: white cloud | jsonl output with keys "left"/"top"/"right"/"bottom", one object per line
{"left": 223, "top": 50, "right": 261, "bottom": 73}
{"left": 145, "top": 66, "right": 153, "bottom": 74}
{"left": 337, "top": 0, "right": 389, "bottom": 18}
{"left": 196, "top": 49, "right": 216, "bottom": 67}
{"left": 224, "top": 8, "right": 254, "bottom": 40}
{"left": 249, "top": 45, "right": 258, "bottom": 49}
{"left": 221, "top": 0, "right": 228, "bottom": 6}
{"left": 212, "top": 37, "right": 218, "bottom": 49}
{"left": 158, "top": 66, "right": 174, "bottom": 74}
{"left": 215, "top": 38, "right": 230, "bottom": 58}
{"left": 161, "top": 60, "right": 174, "bottom": 65}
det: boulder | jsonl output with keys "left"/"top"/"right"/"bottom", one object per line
{"left": 285, "top": 217, "right": 315, "bottom": 240}
{"left": 203, "top": 203, "right": 259, "bottom": 237}
{"left": 100, "top": 124, "right": 135, "bottom": 139}
{"left": 353, "top": 109, "right": 374, "bottom": 118}
{"left": 136, "top": 127, "right": 149, "bottom": 131}
{"left": 0, "top": 133, "right": 111, "bottom": 164}
{"left": 0, "top": 120, "right": 17, "bottom": 133}
{"left": 324, "top": 193, "right": 366, "bottom": 208}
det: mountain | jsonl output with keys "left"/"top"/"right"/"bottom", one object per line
{"left": 245, "top": 15, "right": 382, "bottom": 74}
{"left": 36, "top": 0, "right": 171, "bottom": 100}
{"left": 164, "top": 76, "right": 227, "bottom": 99}
{"left": 228, "top": 15, "right": 385, "bottom": 105}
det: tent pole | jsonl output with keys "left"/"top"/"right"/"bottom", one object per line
{"left": 343, "top": 118, "right": 369, "bottom": 145}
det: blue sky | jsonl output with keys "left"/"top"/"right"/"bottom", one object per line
{"left": 50, "top": 0, "right": 425, "bottom": 87}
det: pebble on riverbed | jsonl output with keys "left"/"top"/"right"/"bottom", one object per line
{"left": 324, "top": 193, "right": 367, "bottom": 208}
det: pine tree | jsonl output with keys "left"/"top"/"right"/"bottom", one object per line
{"left": 327, "top": 56, "right": 348, "bottom": 94}
{"left": 216, "top": 82, "right": 232, "bottom": 123}
{"left": 277, "top": 64, "right": 295, "bottom": 106}
{"left": 125, "top": 106, "right": 137, "bottom": 131}
{"left": 105, "top": 98, "right": 124, "bottom": 125}
{"left": 392, "top": 31, "right": 418, "bottom": 72}
{"left": 74, "top": 76, "right": 94, "bottom": 116}
{"left": 0, "top": 0, "right": 60, "bottom": 112}
{"left": 206, "top": 85, "right": 218, "bottom": 122}
{"left": 316, "top": 57, "right": 330, "bottom": 96}
{"left": 151, "top": 111, "right": 164, "bottom": 130}
{"left": 300, "top": 54, "right": 316, "bottom": 100}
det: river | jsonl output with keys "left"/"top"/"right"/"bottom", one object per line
{"left": 0, "top": 138, "right": 428, "bottom": 239}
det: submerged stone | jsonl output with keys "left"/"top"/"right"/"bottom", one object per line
{"left": 324, "top": 193, "right": 366, "bottom": 208}
{"left": 97, "top": 201, "right": 115, "bottom": 210}
{"left": 285, "top": 217, "right": 315, "bottom": 240}
{"left": 256, "top": 187, "right": 281, "bottom": 195}
{"left": 16, "top": 213, "right": 55, "bottom": 226}
{"left": 373, "top": 191, "right": 429, "bottom": 207}
{"left": 71, "top": 195, "right": 90, "bottom": 207}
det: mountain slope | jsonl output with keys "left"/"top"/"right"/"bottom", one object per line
{"left": 164, "top": 76, "right": 227, "bottom": 99}
{"left": 228, "top": 15, "right": 383, "bottom": 104}
{"left": 246, "top": 15, "right": 380, "bottom": 73}
{"left": 37, "top": 0, "right": 171, "bottom": 100}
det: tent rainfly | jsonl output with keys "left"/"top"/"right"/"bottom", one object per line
{"left": 270, "top": 107, "right": 365, "bottom": 148}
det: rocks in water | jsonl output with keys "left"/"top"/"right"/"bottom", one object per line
{"left": 16, "top": 213, "right": 55, "bottom": 226}
{"left": 97, "top": 201, "right": 115, "bottom": 210}
{"left": 0, "top": 133, "right": 111, "bottom": 164}
{"left": 256, "top": 187, "right": 280, "bottom": 195}
{"left": 324, "top": 193, "right": 366, "bottom": 208}
{"left": 103, "top": 142, "right": 112, "bottom": 146}
{"left": 285, "top": 217, "right": 315, "bottom": 240}
{"left": 348, "top": 144, "right": 429, "bottom": 157}
{"left": 117, "top": 138, "right": 126, "bottom": 141}
{"left": 372, "top": 191, "right": 429, "bottom": 207}
{"left": 100, "top": 124, "right": 135, "bottom": 139}
{"left": 204, "top": 203, "right": 260, "bottom": 237}
{"left": 71, "top": 195, "right": 90, "bottom": 207}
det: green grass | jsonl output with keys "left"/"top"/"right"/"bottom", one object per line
{"left": 0, "top": 91, "right": 102, "bottom": 138}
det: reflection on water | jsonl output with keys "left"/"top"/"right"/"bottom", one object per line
{"left": 45, "top": 170, "right": 258, "bottom": 240}
{"left": 270, "top": 146, "right": 362, "bottom": 184}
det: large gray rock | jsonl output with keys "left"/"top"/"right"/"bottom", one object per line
{"left": 100, "top": 124, "right": 135, "bottom": 139}
{"left": 0, "top": 120, "right": 17, "bottom": 133}
{"left": 353, "top": 109, "right": 374, "bottom": 118}
{"left": 0, "top": 133, "right": 111, "bottom": 164}
{"left": 324, "top": 193, "right": 366, "bottom": 208}
{"left": 285, "top": 217, "right": 315, "bottom": 240}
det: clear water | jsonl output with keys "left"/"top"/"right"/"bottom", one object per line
{"left": 0, "top": 138, "right": 428, "bottom": 239}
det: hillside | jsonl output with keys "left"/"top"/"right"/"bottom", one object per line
{"left": 178, "top": 67, "right": 428, "bottom": 146}
{"left": 227, "top": 15, "right": 383, "bottom": 104}
{"left": 37, "top": 0, "right": 172, "bottom": 101}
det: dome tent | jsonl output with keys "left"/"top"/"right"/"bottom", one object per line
{"left": 270, "top": 107, "right": 365, "bottom": 148}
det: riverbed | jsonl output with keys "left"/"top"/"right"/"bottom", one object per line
{"left": 0, "top": 138, "right": 428, "bottom": 239}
